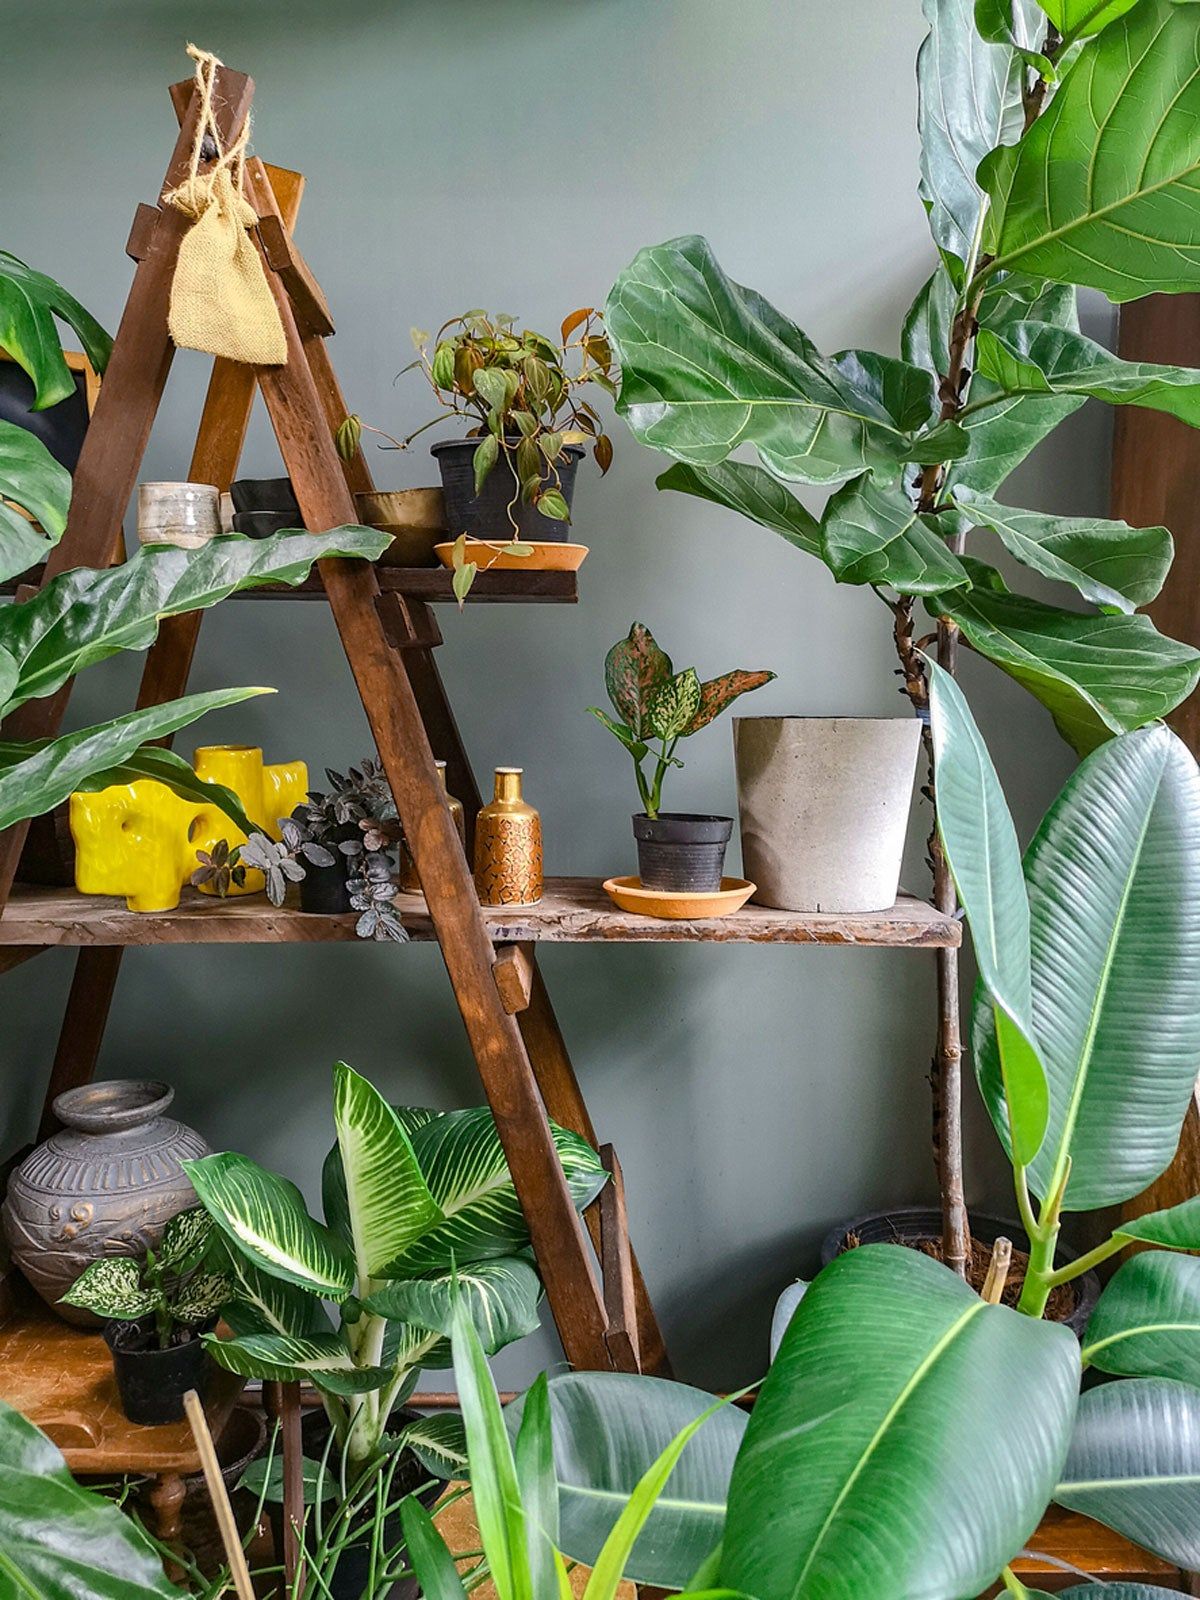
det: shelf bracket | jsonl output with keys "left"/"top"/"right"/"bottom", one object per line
{"left": 492, "top": 941, "right": 534, "bottom": 1015}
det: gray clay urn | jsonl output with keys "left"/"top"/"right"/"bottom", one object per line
{"left": 2, "top": 1079, "right": 210, "bottom": 1326}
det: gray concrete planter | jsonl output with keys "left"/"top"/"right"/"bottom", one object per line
{"left": 733, "top": 716, "right": 921, "bottom": 912}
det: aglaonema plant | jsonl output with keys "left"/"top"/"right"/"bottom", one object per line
{"left": 604, "top": 0, "right": 1200, "bottom": 1276}
{"left": 186, "top": 1063, "right": 606, "bottom": 1470}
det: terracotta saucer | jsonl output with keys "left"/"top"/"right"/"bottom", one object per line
{"left": 434, "top": 540, "right": 589, "bottom": 572}
{"left": 602, "top": 876, "right": 756, "bottom": 920}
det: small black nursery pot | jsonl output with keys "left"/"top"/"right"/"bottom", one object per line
{"left": 229, "top": 477, "right": 300, "bottom": 515}
{"left": 431, "top": 438, "right": 583, "bottom": 541}
{"left": 633, "top": 813, "right": 733, "bottom": 893}
{"left": 105, "top": 1318, "right": 214, "bottom": 1425}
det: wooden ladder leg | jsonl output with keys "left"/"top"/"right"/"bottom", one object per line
{"left": 36, "top": 948, "right": 124, "bottom": 1138}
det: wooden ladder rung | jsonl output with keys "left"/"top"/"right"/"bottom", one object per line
{"left": 374, "top": 590, "right": 443, "bottom": 651}
{"left": 493, "top": 942, "right": 534, "bottom": 1015}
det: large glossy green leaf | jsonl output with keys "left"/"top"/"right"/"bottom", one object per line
{"left": 0, "top": 685, "right": 273, "bottom": 832}
{"left": 719, "top": 1245, "right": 1080, "bottom": 1600}
{"left": 952, "top": 486, "right": 1172, "bottom": 613}
{"left": 332, "top": 1062, "right": 442, "bottom": 1282}
{"left": 656, "top": 461, "right": 823, "bottom": 559}
{"left": 821, "top": 474, "right": 969, "bottom": 593}
{"left": 514, "top": 1376, "right": 558, "bottom": 1600}
{"left": 381, "top": 1109, "right": 606, "bottom": 1275}
{"left": 917, "top": 0, "right": 1035, "bottom": 264}
{"left": 366, "top": 1257, "right": 542, "bottom": 1353}
{"left": 981, "top": 0, "right": 1200, "bottom": 300}
{"left": 71, "top": 743, "right": 257, "bottom": 839}
{"left": 979, "top": 320, "right": 1200, "bottom": 428}
{"left": 1041, "top": 0, "right": 1140, "bottom": 42}
{"left": 1055, "top": 1378, "right": 1200, "bottom": 1568}
{"left": 204, "top": 1330, "right": 391, "bottom": 1395}
{"left": 0, "top": 251, "right": 111, "bottom": 409}
{"left": 929, "top": 661, "right": 1048, "bottom": 1166}
{"left": 218, "top": 1248, "right": 334, "bottom": 1341}
{"left": 1083, "top": 1252, "right": 1200, "bottom": 1385}
{"left": 1117, "top": 1195, "right": 1200, "bottom": 1251}
{"left": 0, "top": 419, "right": 72, "bottom": 582}
{"left": 606, "top": 236, "right": 965, "bottom": 488}
{"left": 974, "top": 725, "right": 1200, "bottom": 1207}
{"left": 185, "top": 1151, "right": 356, "bottom": 1299}
{"left": 503, "top": 1371, "right": 746, "bottom": 1589}
{"left": 0, "top": 526, "right": 389, "bottom": 712}
{"left": 0, "top": 1397, "right": 184, "bottom": 1598}
{"left": 936, "top": 584, "right": 1200, "bottom": 754}
{"left": 399, "top": 1497, "right": 470, "bottom": 1600}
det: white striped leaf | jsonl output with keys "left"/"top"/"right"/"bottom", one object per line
{"left": 381, "top": 1108, "right": 606, "bottom": 1275}
{"left": 400, "top": 1413, "right": 470, "bottom": 1481}
{"left": 331, "top": 1062, "right": 442, "bottom": 1280}
{"left": 1055, "top": 1378, "right": 1200, "bottom": 1568}
{"left": 382, "top": 1319, "right": 446, "bottom": 1372}
{"left": 185, "top": 1152, "right": 354, "bottom": 1299}
{"left": 974, "top": 725, "right": 1200, "bottom": 1207}
{"left": 203, "top": 1331, "right": 391, "bottom": 1396}
{"left": 1083, "top": 1252, "right": 1200, "bottom": 1386}
{"left": 219, "top": 1249, "right": 333, "bottom": 1341}
{"left": 365, "top": 1257, "right": 543, "bottom": 1353}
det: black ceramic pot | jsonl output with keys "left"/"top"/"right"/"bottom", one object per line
{"left": 0, "top": 360, "right": 89, "bottom": 473}
{"left": 267, "top": 1407, "right": 439, "bottom": 1600}
{"left": 633, "top": 813, "right": 733, "bottom": 893}
{"left": 105, "top": 1319, "right": 214, "bottom": 1424}
{"left": 232, "top": 510, "right": 300, "bottom": 539}
{"left": 230, "top": 477, "right": 300, "bottom": 515}
{"left": 295, "top": 814, "right": 356, "bottom": 914}
{"left": 819, "top": 1206, "right": 1102, "bottom": 1340}
{"left": 431, "top": 438, "right": 583, "bottom": 542}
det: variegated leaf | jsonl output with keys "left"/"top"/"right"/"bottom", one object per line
{"left": 185, "top": 1152, "right": 355, "bottom": 1299}
{"left": 400, "top": 1412, "right": 470, "bottom": 1480}
{"left": 173, "top": 1273, "right": 233, "bottom": 1326}
{"left": 59, "top": 1256, "right": 155, "bottom": 1321}
{"left": 221, "top": 1249, "right": 334, "bottom": 1341}
{"left": 156, "top": 1206, "right": 213, "bottom": 1274}
{"left": 204, "top": 1331, "right": 391, "bottom": 1395}
{"left": 365, "top": 1256, "right": 543, "bottom": 1355}
{"left": 686, "top": 668, "right": 776, "bottom": 735}
{"left": 646, "top": 669, "right": 702, "bottom": 742}
{"left": 332, "top": 1062, "right": 443, "bottom": 1280}
{"left": 605, "top": 623, "right": 673, "bottom": 737}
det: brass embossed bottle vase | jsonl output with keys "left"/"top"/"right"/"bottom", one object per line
{"left": 474, "top": 767, "right": 543, "bottom": 906}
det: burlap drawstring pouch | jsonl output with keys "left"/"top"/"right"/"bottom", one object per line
{"left": 162, "top": 45, "right": 287, "bottom": 366}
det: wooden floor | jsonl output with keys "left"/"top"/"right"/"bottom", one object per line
{"left": 0, "top": 881, "right": 961, "bottom": 949}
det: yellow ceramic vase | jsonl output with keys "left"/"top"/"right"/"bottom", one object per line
{"left": 399, "top": 761, "right": 466, "bottom": 894}
{"left": 473, "top": 767, "right": 543, "bottom": 906}
{"left": 70, "top": 745, "right": 307, "bottom": 913}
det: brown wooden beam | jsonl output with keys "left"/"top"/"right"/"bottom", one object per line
{"left": 37, "top": 948, "right": 123, "bottom": 1139}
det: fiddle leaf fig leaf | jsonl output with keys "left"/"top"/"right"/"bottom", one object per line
{"left": 1041, "top": 0, "right": 1140, "bottom": 41}
{"left": 978, "top": 320, "right": 1200, "bottom": 428}
{"left": 686, "top": 669, "right": 776, "bottom": 735}
{"left": 981, "top": 0, "right": 1200, "bottom": 301}
{"left": 952, "top": 487, "right": 1173, "bottom": 613}
{"left": 646, "top": 669, "right": 703, "bottom": 742}
{"left": 604, "top": 622, "right": 673, "bottom": 736}
{"left": 656, "top": 461, "right": 823, "bottom": 559}
{"left": 607, "top": 235, "right": 967, "bottom": 488}
{"left": 822, "top": 474, "right": 970, "bottom": 594}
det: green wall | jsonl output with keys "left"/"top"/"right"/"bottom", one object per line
{"left": 1, "top": 0, "right": 1107, "bottom": 1387}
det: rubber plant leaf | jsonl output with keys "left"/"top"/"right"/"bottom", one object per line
{"left": 0, "top": 251, "right": 112, "bottom": 409}
{"left": 606, "top": 235, "right": 965, "bottom": 489}
{"left": 1055, "top": 1378, "right": 1200, "bottom": 1568}
{"left": 981, "top": 1, "right": 1200, "bottom": 300}
{"left": 928, "top": 660, "right": 1048, "bottom": 1166}
{"left": 719, "top": 1244, "right": 1079, "bottom": 1600}
{"left": 0, "top": 525, "right": 389, "bottom": 714}
{"left": 656, "top": 461, "right": 823, "bottom": 560}
{"left": 503, "top": 1371, "right": 746, "bottom": 1590}
{"left": 0, "top": 418, "right": 72, "bottom": 582}
{"left": 1116, "top": 1195, "right": 1200, "bottom": 1252}
{"left": 952, "top": 486, "right": 1172, "bottom": 613}
{"left": 1082, "top": 1252, "right": 1200, "bottom": 1386}
{"left": 972, "top": 724, "right": 1200, "bottom": 1208}
{"left": 0, "top": 685, "right": 273, "bottom": 832}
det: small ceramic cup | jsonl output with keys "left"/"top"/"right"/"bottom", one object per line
{"left": 137, "top": 482, "right": 221, "bottom": 550}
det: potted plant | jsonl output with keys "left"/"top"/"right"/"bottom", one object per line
{"left": 338, "top": 308, "right": 616, "bottom": 599}
{"left": 588, "top": 621, "right": 773, "bottom": 894}
{"left": 59, "top": 1206, "right": 232, "bottom": 1425}
{"left": 185, "top": 1062, "right": 606, "bottom": 1597}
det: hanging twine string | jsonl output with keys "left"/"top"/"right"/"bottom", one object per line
{"left": 163, "top": 45, "right": 252, "bottom": 220}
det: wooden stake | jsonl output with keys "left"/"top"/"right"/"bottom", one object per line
{"left": 982, "top": 1237, "right": 1013, "bottom": 1305}
{"left": 183, "top": 1388, "right": 257, "bottom": 1600}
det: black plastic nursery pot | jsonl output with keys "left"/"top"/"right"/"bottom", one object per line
{"left": 431, "top": 437, "right": 583, "bottom": 541}
{"left": 820, "top": 1207, "right": 1101, "bottom": 1339}
{"left": 229, "top": 476, "right": 300, "bottom": 515}
{"left": 267, "top": 1407, "right": 439, "bottom": 1600}
{"left": 232, "top": 509, "right": 299, "bottom": 539}
{"left": 299, "top": 856, "right": 353, "bottom": 914}
{"left": 104, "top": 1318, "right": 214, "bottom": 1425}
{"left": 633, "top": 813, "right": 733, "bottom": 893}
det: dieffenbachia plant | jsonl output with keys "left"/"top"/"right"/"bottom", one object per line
{"left": 605, "top": 0, "right": 1200, "bottom": 756}
{"left": 185, "top": 1062, "right": 606, "bottom": 1469}
{"left": 587, "top": 621, "right": 774, "bottom": 818}
{"left": 60, "top": 1206, "right": 231, "bottom": 1350}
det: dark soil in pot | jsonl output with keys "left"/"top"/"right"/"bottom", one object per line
{"left": 821, "top": 1207, "right": 1100, "bottom": 1337}
{"left": 432, "top": 437, "right": 583, "bottom": 541}
{"left": 633, "top": 813, "right": 733, "bottom": 893}
{"left": 104, "top": 1317, "right": 215, "bottom": 1424}
{"left": 267, "top": 1406, "right": 440, "bottom": 1600}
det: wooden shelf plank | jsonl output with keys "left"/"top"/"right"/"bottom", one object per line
{"left": 1, "top": 564, "right": 578, "bottom": 605}
{"left": 0, "top": 880, "right": 960, "bottom": 948}
{"left": 0, "top": 1285, "right": 244, "bottom": 1474}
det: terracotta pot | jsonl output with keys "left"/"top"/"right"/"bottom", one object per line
{"left": 354, "top": 488, "right": 446, "bottom": 567}
{"left": 733, "top": 716, "right": 921, "bottom": 912}
{"left": 2, "top": 1080, "right": 209, "bottom": 1326}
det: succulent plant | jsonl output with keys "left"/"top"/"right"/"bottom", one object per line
{"left": 190, "top": 837, "right": 246, "bottom": 897}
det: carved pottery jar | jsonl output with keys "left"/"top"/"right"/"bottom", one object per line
{"left": 2, "top": 1080, "right": 209, "bottom": 1326}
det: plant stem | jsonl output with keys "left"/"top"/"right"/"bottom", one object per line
{"left": 1016, "top": 1223, "right": 1059, "bottom": 1318}
{"left": 1044, "top": 1231, "right": 1126, "bottom": 1288}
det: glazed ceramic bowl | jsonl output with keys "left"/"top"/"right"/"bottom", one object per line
{"left": 137, "top": 482, "right": 220, "bottom": 550}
